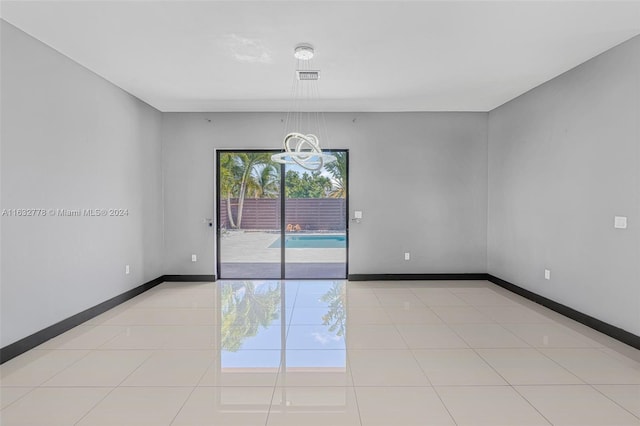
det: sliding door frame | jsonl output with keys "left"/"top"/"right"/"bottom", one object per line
{"left": 215, "top": 149, "right": 349, "bottom": 280}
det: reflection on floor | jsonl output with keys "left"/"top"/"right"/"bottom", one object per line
{"left": 219, "top": 262, "right": 347, "bottom": 279}
{"left": 2, "top": 280, "right": 640, "bottom": 425}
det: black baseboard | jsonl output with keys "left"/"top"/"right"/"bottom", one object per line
{"left": 348, "top": 273, "right": 489, "bottom": 281}
{"left": 0, "top": 276, "right": 165, "bottom": 364}
{"left": 0, "top": 274, "right": 217, "bottom": 364}
{"left": 487, "top": 274, "right": 640, "bottom": 351}
{"left": 163, "top": 275, "right": 216, "bottom": 282}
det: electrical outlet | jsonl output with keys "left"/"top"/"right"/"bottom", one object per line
{"left": 191, "top": 254, "right": 197, "bottom": 262}
{"left": 614, "top": 216, "right": 627, "bottom": 229}
{"left": 544, "top": 269, "right": 551, "bottom": 280}
{"left": 404, "top": 252, "right": 411, "bottom": 261}
{"left": 125, "top": 264, "right": 130, "bottom": 275}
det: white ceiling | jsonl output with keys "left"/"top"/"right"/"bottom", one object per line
{"left": 2, "top": 1, "right": 640, "bottom": 112}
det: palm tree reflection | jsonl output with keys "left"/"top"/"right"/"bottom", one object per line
{"left": 220, "top": 281, "right": 281, "bottom": 351}
{"left": 321, "top": 281, "right": 347, "bottom": 339}
{"left": 219, "top": 281, "right": 347, "bottom": 353}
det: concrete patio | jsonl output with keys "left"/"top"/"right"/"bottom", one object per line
{"left": 218, "top": 230, "right": 347, "bottom": 278}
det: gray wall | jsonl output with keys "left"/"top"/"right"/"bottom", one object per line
{"left": 161, "top": 112, "right": 488, "bottom": 276}
{"left": 488, "top": 35, "right": 640, "bottom": 335}
{"left": 0, "top": 21, "right": 164, "bottom": 346}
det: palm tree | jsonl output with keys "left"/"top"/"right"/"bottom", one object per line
{"left": 234, "top": 153, "right": 273, "bottom": 228}
{"left": 250, "top": 164, "right": 280, "bottom": 198}
{"left": 220, "top": 153, "right": 240, "bottom": 228}
{"left": 220, "top": 153, "right": 274, "bottom": 229}
{"left": 325, "top": 151, "right": 347, "bottom": 198}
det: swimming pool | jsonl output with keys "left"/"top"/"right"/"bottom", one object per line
{"left": 269, "top": 234, "right": 346, "bottom": 249}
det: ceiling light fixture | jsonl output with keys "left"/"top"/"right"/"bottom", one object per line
{"left": 293, "top": 44, "right": 314, "bottom": 60}
{"left": 271, "top": 44, "right": 336, "bottom": 171}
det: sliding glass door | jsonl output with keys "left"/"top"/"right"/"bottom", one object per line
{"left": 216, "top": 150, "right": 347, "bottom": 279}
{"left": 217, "top": 151, "right": 282, "bottom": 279}
{"left": 284, "top": 151, "right": 347, "bottom": 279}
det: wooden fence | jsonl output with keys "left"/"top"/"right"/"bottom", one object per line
{"left": 220, "top": 198, "right": 346, "bottom": 231}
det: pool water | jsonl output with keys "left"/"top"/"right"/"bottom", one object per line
{"left": 269, "top": 235, "right": 346, "bottom": 249}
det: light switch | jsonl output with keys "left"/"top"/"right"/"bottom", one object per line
{"left": 354, "top": 211, "right": 363, "bottom": 219}
{"left": 614, "top": 216, "right": 627, "bottom": 229}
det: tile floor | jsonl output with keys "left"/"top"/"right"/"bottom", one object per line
{"left": 1, "top": 280, "right": 640, "bottom": 425}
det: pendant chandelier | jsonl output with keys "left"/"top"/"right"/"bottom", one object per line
{"left": 271, "top": 44, "right": 336, "bottom": 171}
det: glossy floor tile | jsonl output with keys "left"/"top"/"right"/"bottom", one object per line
{"left": 0, "top": 387, "right": 32, "bottom": 410}
{"left": 172, "top": 386, "right": 272, "bottom": 426}
{"left": 1, "top": 279, "right": 639, "bottom": 425}
{"left": 540, "top": 348, "right": 640, "bottom": 384}
{"left": 451, "top": 323, "right": 530, "bottom": 348}
{"left": 397, "top": 323, "right": 469, "bottom": 348}
{"left": 412, "top": 349, "right": 507, "bottom": 385}
{"left": 504, "top": 323, "right": 603, "bottom": 348}
{"left": 345, "top": 324, "right": 407, "bottom": 349}
{"left": 476, "top": 348, "right": 584, "bottom": 385}
{"left": 121, "top": 350, "right": 215, "bottom": 387}
{"left": 594, "top": 384, "right": 640, "bottom": 418}
{"left": 356, "top": 386, "right": 455, "bottom": 425}
{"left": 43, "top": 350, "right": 152, "bottom": 387}
{"left": 430, "top": 305, "right": 494, "bottom": 324}
{"left": 37, "top": 325, "right": 127, "bottom": 350}
{"left": 0, "top": 350, "right": 90, "bottom": 387}
{"left": 437, "top": 385, "right": 552, "bottom": 425}
{"left": 348, "top": 349, "right": 430, "bottom": 386}
{"left": 267, "top": 386, "right": 361, "bottom": 426}
{"left": 0, "top": 387, "right": 111, "bottom": 426}
{"left": 474, "top": 305, "right": 554, "bottom": 324}
{"left": 516, "top": 385, "right": 640, "bottom": 425}
{"left": 383, "top": 305, "right": 443, "bottom": 324}
{"left": 76, "top": 387, "right": 193, "bottom": 425}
